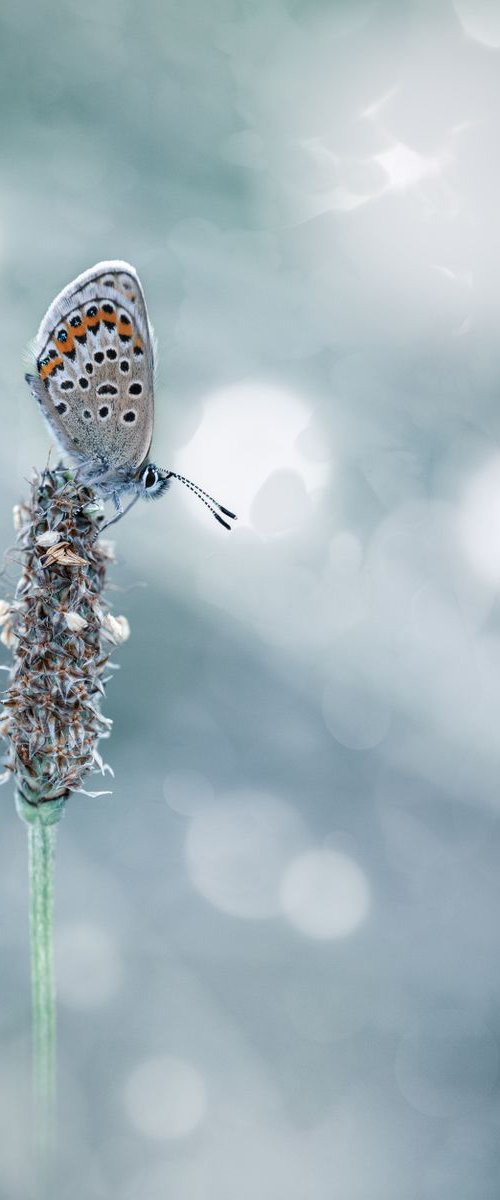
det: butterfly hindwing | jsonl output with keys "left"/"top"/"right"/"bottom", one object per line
{"left": 28, "top": 261, "right": 155, "bottom": 481}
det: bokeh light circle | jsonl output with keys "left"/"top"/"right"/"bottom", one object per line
{"left": 458, "top": 455, "right": 500, "bottom": 585}
{"left": 280, "top": 849, "right": 370, "bottom": 939}
{"left": 124, "top": 1055, "right": 206, "bottom": 1140}
{"left": 178, "top": 383, "right": 328, "bottom": 528}
{"left": 453, "top": 1, "right": 500, "bottom": 47}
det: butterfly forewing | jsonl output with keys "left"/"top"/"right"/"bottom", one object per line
{"left": 29, "top": 261, "right": 155, "bottom": 481}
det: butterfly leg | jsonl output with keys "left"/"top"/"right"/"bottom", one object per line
{"left": 93, "top": 493, "right": 140, "bottom": 538}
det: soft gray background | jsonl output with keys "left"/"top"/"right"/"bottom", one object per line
{"left": 1, "top": 1, "right": 500, "bottom": 1196}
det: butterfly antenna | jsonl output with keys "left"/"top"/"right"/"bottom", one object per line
{"left": 169, "top": 473, "right": 237, "bottom": 531}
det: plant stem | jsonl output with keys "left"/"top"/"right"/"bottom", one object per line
{"left": 28, "top": 817, "right": 57, "bottom": 1163}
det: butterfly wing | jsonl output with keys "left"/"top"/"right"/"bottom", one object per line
{"left": 27, "top": 261, "right": 156, "bottom": 484}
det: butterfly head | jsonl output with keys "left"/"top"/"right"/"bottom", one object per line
{"left": 137, "top": 463, "right": 172, "bottom": 499}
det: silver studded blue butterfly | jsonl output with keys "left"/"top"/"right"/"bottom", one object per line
{"left": 25, "top": 260, "right": 236, "bottom": 531}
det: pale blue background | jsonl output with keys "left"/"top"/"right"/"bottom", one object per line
{"left": 1, "top": 1, "right": 500, "bottom": 1196}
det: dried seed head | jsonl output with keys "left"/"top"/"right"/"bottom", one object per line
{"left": 41, "top": 541, "right": 88, "bottom": 567}
{"left": 101, "top": 614, "right": 131, "bottom": 645}
{"left": 0, "top": 466, "right": 131, "bottom": 826}
{"left": 13, "top": 503, "right": 28, "bottom": 533}
{"left": 64, "top": 611, "right": 88, "bottom": 633}
{"left": 0, "top": 618, "right": 17, "bottom": 650}
{"left": 35, "top": 530, "right": 61, "bottom": 548}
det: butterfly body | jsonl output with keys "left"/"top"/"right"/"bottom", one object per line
{"left": 26, "top": 261, "right": 236, "bottom": 529}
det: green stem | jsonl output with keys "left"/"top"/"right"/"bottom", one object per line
{"left": 28, "top": 818, "right": 57, "bottom": 1164}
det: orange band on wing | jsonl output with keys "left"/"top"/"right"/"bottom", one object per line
{"left": 69, "top": 320, "right": 86, "bottom": 338}
{"left": 40, "top": 356, "right": 63, "bottom": 380}
{"left": 40, "top": 306, "right": 135, "bottom": 373}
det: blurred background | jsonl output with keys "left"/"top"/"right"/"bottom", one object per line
{"left": 1, "top": 0, "right": 500, "bottom": 1196}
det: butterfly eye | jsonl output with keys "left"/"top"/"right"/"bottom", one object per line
{"left": 139, "top": 465, "right": 171, "bottom": 499}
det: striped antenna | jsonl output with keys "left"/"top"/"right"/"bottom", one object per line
{"left": 169, "top": 472, "right": 237, "bottom": 531}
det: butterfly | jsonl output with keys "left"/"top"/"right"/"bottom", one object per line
{"left": 25, "top": 260, "right": 236, "bottom": 531}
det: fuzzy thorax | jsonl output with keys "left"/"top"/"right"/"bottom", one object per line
{"left": 0, "top": 466, "right": 130, "bottom": 826}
